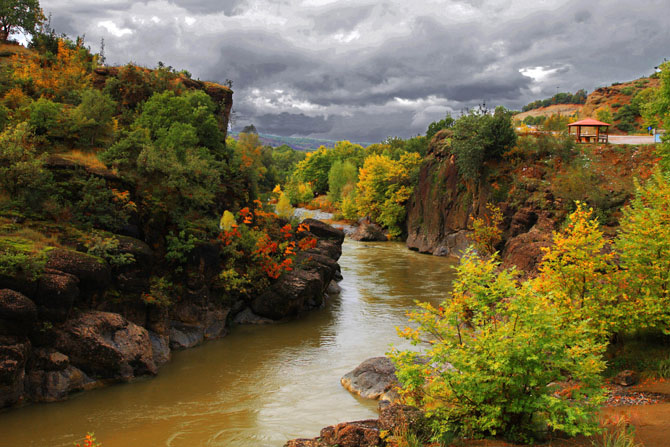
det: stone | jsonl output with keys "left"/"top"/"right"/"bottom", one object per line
{"left": 341, "top": 356, "right": 399, "bottom": 401}
{"left": 613, "top": 370, "right": 639, "bottom": 387}
{"left": 46, "top": 249, "right": 111, "bottom": 293}
{"left": 378, "top": 401, "right": 429, "bottom": 436}
{"left": 25, "top": 365, "right": 93, "bottom": 402}
{"left": 0, "top": 336, "right": 30, "bottom": 408}
{"left": 53, "top": 311, "right": 157, "bottom": 380}
{"left": 34, "top": 270, "right": 79, "bottom": 322}
{"left": 233, "top": 307, "right": 274, "bottom": 325}
{"left": 251, "top": 269, "right": 324, "bottom": 320}
{"left": 285, "top": 420, "right": 380, "bottom": 447}
{"left": 0, "top": 289, "right": 37, "bottom": 335}
{"left": 30, "top": 348, "right": 69, "bottom": 371}
{"left": 169, "top": 321, "right": 204, "bottom": 350}
{"left": 349, "top": 218, "right": 387, "bottom": 242}
{"left": 148, "top": 331, "right": 171, "bottom": 365}
{"left": 302, "top": 219, "right": 345, "bottom": 244}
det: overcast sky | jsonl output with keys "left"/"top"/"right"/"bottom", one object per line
{"left": 38, "top": 0, "right": 670, "bottom": 142}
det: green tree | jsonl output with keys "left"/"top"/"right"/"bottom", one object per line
{"left": 615, "top": 170, "right": 670, "bottom": 332}
{"left": 0, "top": 0, "right": 44, "bottom": 42}
{"left": 451, "top": 107, "right": 516, "bottom": 180}
{"left": 327, "top": 159, "right": 358, "bottom": 202}
{"left": 642, "top": 61, "right": 670, "bottom": 170}
{"left": 391, "top": 252, "right": 606, "bottom": 443}
{"left": 0, "top": 123, "right": 52, "bottom": 209}
{"left": 426, "top": 113, "right": 455, "bottom": 141}
{"left": 68, "top": 89, "right": 116, "bottom": 146}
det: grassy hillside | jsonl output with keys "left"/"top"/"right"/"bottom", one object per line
{"left": 515, "top": 75, "right": 660, "bottom": 134}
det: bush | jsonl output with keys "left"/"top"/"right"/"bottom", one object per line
{"left": 391, "top": 251, "right": 606, "bottom": 443}
{"left": 451, "top": 107, "right": 516, "bottom": 180}
{"left": 73, "top": 176, "right": 133, "bottom": 231}
{"left": 0, "top": 123, "right": 53, "bottom": 210}
{"left": 0, "top": 237, "right": 49, "bottom": 280}
{"left": 84, "top": 234, "right": 134, "bottom": 267}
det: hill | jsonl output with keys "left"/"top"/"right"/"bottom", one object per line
{"left": 515, "top": 75, "right": 660, "bottom": 134}
{"left": 229, "top": 131, "right": 372, "bottom": 152}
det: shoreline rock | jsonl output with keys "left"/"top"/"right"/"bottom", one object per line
{"left": 341, "top": 356, "right": 399, "bottom": 402}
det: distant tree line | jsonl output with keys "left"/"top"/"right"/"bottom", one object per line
{"left": 522, "top": 89, "right": 588, "bottom": 112}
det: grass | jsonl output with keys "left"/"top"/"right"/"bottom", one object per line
{"left": 0, "top": 235, "right": 54, "bottom": 280}
{"left": 592, "top": 417, "right": 640, "bottom": 447}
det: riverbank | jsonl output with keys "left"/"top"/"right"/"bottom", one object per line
{"left": 0, "top": 219, "right": 344, "bottom": 411}
{"left": 0, "top": 240, "right": 458, "bottom": 446}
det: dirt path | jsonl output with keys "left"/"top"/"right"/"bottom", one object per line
{"left": 609, "top": 135, "right": 656, "bottom": 145}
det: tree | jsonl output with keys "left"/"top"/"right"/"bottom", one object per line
{"left": 327, "top": 159, "right": 358, "bottom": 202}
{"left": 532, "top": 203, "right": 617, "bottom": 339}
{"left": 615, "top": 170, "right": 670, "bottom": 332}
{"left": 391, "top": 252, "right": 606, "bottom": 443}
{"left": 426, "top": 113, "right": 455, "bottom": 141}
{"left": 0, "top": 0, "right": 44, "bottom": 42}
{"left": 642, "top": 61, "right": 670, "bottom": 170}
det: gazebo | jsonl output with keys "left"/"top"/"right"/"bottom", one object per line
{"left": 568, "top": 118, "right": 610, "bottom": 144}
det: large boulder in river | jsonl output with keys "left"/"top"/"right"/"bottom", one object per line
{"left": 53, "top": 311, "right": 157, "bottom": 380}
{"left": 341, "top": 356, "right": 399, "bottom": 401}
{"left": 0, "top": 289, "right": 37, "bottom": 335}
{"left": 349, "top": 218, "right": 387, "bottom": 242}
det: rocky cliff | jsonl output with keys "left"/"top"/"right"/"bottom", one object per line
{"left": 404, "top": 131, "right": 586, "bottom": 274}
{"left": 0, "top": 220, "right": 343, "bottom": 408}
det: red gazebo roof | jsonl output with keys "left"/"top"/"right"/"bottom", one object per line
{"left": 568, "top": 118, "right": 610, "bottom": 127}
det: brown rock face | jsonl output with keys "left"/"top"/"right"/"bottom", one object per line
{"left": 406, "top": 155, "right": 483, "bottom": 257}
{"left": 53, "top": 311, "right": 157, "bottom": 380}
{"left": 0, "top": 289, "right": 37, "bottom": 335}
{"left": 0, "top": 336, "right": 30, "bottom": 407}
{"left": 34, "top": 270, "right": 79, "bottom": 322}
{"left": 46, "top": 249, "right": 111, "bottom": 296}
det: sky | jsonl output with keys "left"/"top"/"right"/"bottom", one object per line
{"left": 36, "top": 0, "right": 670, "bottom": 142}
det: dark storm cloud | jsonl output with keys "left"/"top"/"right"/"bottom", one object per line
{"left": 39, "top": 0, "right": 670, "bottom": 141}
{"left": 255, "top": 112, "right": 333, "bottom": 136}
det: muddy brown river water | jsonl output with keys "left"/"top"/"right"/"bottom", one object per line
{"left": 0, "top": 240, "right": 458, "bottom": 447}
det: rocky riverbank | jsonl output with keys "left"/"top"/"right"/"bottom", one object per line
{"left": 0, "top": 219, "right": 344, "bottom": 409}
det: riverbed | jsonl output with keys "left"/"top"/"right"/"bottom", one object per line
{"left": 0, "top": 240, "right": 457, "bottom": 447}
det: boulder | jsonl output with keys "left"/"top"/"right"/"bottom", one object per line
{"left": 0, "top": 336, "right": 30, "bottom": 408}
{"left": 169, "top": 321, "right": 204, "bottom": 350}
{"left": 349, "top": 218, "right": 387, "bottom": 242}
{"left": 378, "top": 401, "right": 430, "bottom": 437}
{"left": 0, "top": 289, "right": 37, "bottom": 335}
{"left": 53, "top": 311, "right": 157, "bottom": 380}
{"left": 34, "top": 269, "right": 79, "bottom": 322}
{"left": 302, "top": 219, "right": 345, "bottom": 244}
{"left": 46, "top": 249, "right": 111, "bottom": 293}
{"left": 251, "top": 269, "right": 324, "bottom": 320}
{"left": 233, "top": 307, "right": 274, "bottom": 325}
{"left": 612, "top": 370, "right": 639, "bottom": 387}
{"left": 285, "top": 420, "right": 380, "bottom": 447}
{"left": 148, "top": 331, "right": 171, "bottom": 365}
{"left": 115, "top": 236, "right": 154, "bottom": 270}
{"left": 25, "top": 365, "right": 94, "bottom": 402}
{"left": 29, "top": 348, "right": 69, "bottom": 371}
{"left": 341, "top": 356, "right": 399, "bottom": 401}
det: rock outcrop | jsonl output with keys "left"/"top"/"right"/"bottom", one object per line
{"left": 405, "top": 131, "right": 560, "bottom": 273}
{"left": 349, "top": 218, "right": 387, "bottom": 242}
{"left": 0, "top": 220, "right": 344, "bottom": 409}
{"left": 341, "top": 357, "right": 399, "bottom": 401}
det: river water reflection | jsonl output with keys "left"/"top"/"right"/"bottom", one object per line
{"left": 0, "top": 240, "right": 457, "bottom": 447}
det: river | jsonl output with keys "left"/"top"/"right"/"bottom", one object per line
{"left": 0, "top": 240, "right": 457, "bottom": 447}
